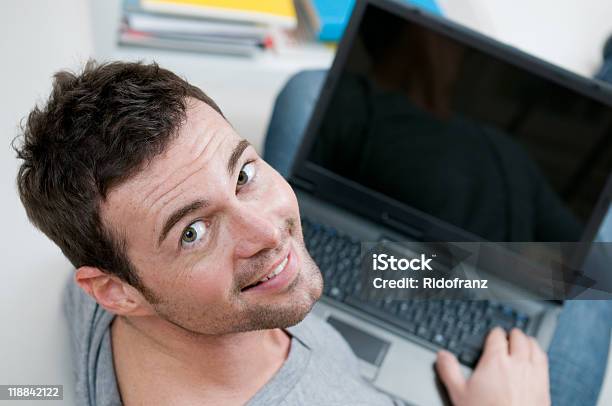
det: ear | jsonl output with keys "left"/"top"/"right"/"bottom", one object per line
{"left": 75, "top": 266, "right": 154, "bottom": 316}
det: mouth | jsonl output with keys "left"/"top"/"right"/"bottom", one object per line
{"left": 241, "top": 251, "right": 291, "bottom": 292}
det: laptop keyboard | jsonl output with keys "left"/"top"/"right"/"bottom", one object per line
{"left": 302, "top": 217, "right": 530, "bottom": 368}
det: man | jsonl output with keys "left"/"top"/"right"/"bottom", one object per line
{"left": 13, "top": 61, "right": 610, "bottom": 405}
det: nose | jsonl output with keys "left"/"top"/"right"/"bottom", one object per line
{"left": 229, "top": 204, "right": 282, "bottom": 259}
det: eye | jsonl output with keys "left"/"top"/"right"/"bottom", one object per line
{"left": 237, "top": 161, "right": 255, "bottom": 188}
{"left": 180, "top": 220, "right": 207, "bottom": 248}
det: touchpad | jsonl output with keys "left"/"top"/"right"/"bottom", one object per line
{"left": 327, "top": 316, "right": 390, "bottom": 367}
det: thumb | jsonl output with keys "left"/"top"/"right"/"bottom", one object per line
{"left": 436, "top": 350, "right": 466, "bottom": 404}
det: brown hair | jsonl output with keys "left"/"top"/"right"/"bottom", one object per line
{"left": 13, "top": 60, "right": 223, "bottom": 299}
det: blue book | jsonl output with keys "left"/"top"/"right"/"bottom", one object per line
{"left": 301, "top": 0, "right": 441, "bottom": 42}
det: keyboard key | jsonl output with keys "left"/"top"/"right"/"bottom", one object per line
{"left": 463, "top": 332, "right": 487, "bottom": 350}
{"left": 403, "top": 321, "right": 417, "bottom": 334}
{"left": 433, "top": 333, "right": 447, "bottom": 347}
{"left": 417, "top": 325, "right": 431, "bottom": 340}
{"left": 459, "top": 349, "right": 480, "bottom": 367}
{"left": 447, "top": 339, "right": 460, "bottom": 354}
{"left": 329, "top": 286, "right": 344, "bottom": 301}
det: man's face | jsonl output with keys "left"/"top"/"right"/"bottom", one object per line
{"left": 102, "top": 99, "right": 322, "bottom": 335}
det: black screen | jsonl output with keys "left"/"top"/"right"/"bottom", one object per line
{"left": 306, "top": 4, "right": 612, "bottom": 242}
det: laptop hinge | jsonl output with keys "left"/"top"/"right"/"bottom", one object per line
{"left": 381, "top": 212, "right": 424, "bottom": 240}
{"left": 289, "top": 176, "right": 316, "bottom": 193}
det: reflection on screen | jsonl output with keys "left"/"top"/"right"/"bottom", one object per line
{"left": 308, "top": 5, "right": 612, "bottom": 242}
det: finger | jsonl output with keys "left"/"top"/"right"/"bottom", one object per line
{"left": 481, "top": 327, "right": 508, "bottom": 360}
{"left": 529, "top": 337, "right": 548, "bottom": 366}
{"left": 509, "top": 328, "right": 530, "bottom": 360}
{"left": 436, "top": 350, "right": 467, "bottom": 404}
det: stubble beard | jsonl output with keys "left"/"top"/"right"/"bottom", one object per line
{"left": 150, "top": 219, "right": 323, "bottom": 336}
{"left": 230, "top": 243, "right": 323, "bottom": 332}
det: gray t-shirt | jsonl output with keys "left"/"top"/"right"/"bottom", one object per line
{"left": 64, "top": 278, "right": 404, "bottom": 405}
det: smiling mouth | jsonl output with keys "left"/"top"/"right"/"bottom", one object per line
{"left": 241, "top": 254, "right": 290, "bottom": 291}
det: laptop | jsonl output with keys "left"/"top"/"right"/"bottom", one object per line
{"left": 288, "top": 0, "right": 612, "bottom": 404}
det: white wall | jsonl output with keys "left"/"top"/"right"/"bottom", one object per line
{"left": 0, "top": 0, "right": 93, "bottom": 402}
{"left": 439, "top": 0, "right": 612, "bottom": 77}
{"left": 1, "top": 1, "right": 612, "bottom": 404}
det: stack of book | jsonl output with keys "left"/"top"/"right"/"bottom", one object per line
{"left": 295, "top": 0, "right": 442, "bottom": 43}
{"left": 119, "top": 0, "right": 298, "bottom": 57}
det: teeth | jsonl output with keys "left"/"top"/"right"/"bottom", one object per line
{"left": 259, "top": 256, "right": 288, "bottom": 283}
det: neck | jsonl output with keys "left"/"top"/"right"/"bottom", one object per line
{"left": 111, "top": 315, "right": 291, "bottom": 401}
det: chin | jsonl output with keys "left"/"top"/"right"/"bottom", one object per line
{"left": 256, "top": 299, "right": 318, "bottom": 330}
{"left": 243, "top": 261, "right": 323, "bottom": 331}
{"left": 289, "top": 262, "right": 323, "bottom": 325}
{"left": 281, "top": 282, "right": 323, "bottom": 328}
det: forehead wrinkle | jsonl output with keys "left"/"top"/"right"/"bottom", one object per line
{"left": 142, "top": 123, "right": 225, "bottom": 210}
{"left": 147, "top": 128, "right": 229, "bottom": 237}
{"left": 139, "top": 102, "right": 219, "bottom": 204}
{"left": 140, "top": 134, "right": 211, "bottom": 205}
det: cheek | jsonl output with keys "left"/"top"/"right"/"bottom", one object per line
{"left": 175, "top": 263, "right": 234, "bottom": 305}
{"left": 262, "top": 166, "right": 300, "bottom": 215}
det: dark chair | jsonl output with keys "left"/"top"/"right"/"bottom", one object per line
{"left": 263, "top": 70, "right": 326, "bottom": 178}
{"left": 595, "top": 34, "right": 612, "bottom": 84}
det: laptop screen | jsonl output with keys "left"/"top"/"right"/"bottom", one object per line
{"left": 300, "top": 2, "right": 612, "bottom": 243}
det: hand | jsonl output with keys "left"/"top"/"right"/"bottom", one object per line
{"left": 436, "top": 327, "right": 550, "bottom": 406}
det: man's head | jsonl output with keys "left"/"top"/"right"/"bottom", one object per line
{"left": 15, "top": 61, "right": 322, "bottom": 335}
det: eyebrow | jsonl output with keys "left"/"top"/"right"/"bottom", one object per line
{"left": 157, "top": 199, "right": 208, "bottom": 248}
{"left": 156, "top": 140, "right": 251, "bottom": 248}
{"left": 227, "top": 139, "right": 251, "bottom": 176}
